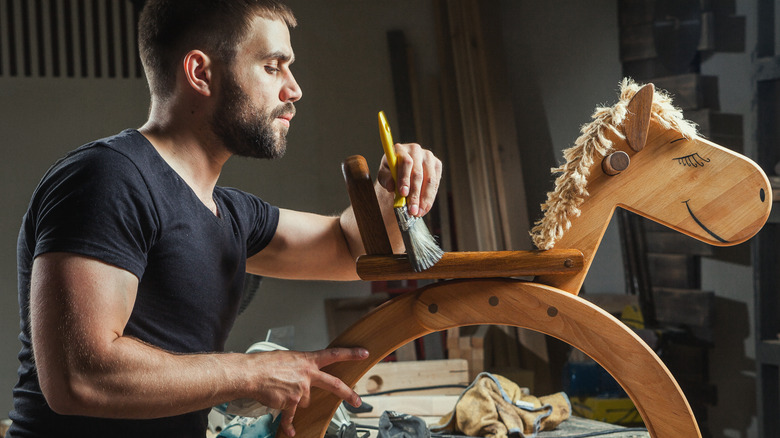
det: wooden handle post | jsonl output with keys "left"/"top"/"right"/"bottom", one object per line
{"left": 342, "top": 155, "right": 393, "bottom": 255}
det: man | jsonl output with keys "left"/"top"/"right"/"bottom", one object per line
{"left": 8, "top": 1, "right": 442, "bottom": 437}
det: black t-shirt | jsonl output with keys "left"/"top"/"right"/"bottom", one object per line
{"left": 9, "top": 129, "right": 279, "bottom": 437}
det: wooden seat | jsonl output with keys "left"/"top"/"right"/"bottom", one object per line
{"left": 344, "top": 154, "right": 584, "bottom": 282}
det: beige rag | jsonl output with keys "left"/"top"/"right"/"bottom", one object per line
{"left": 431, "top": 373, "right": 570, "bottom": 438}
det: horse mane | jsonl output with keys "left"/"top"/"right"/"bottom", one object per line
{"left": 529, "top": 78, "right": 700, "bottom": 250}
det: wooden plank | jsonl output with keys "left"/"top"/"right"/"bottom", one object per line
{"left": 446, "top": 327, "right": 459, "bottom": 351}
{"left": 623, "top": 57, "right": 686, "bottom": 81}
{"left": 432, "top": 0, "right": 479, "bottom": 251}
{"left": 661, "top": 341, "right": 710, "bottom": 381}
{"left": 393, "top": 342, "right": 417, "bottom": 362}
{"left": 428, "top": 76, "right": 453, "bottom": 252}
{"left": 354, "top": 395, "right": 460, "bottom": 417}
{"left": 684, "top": 109, "right": 743, "bottom": 152}
{"left": 647, "top": 253, "right": 700, "bottom": 289}
{"left": 617, "top": 210, "right": 654, "bottom": 323}
{"left": 324, "top": 294, "right": 390, "bottom": 341}
{"left": 644, "top": 231, "right": 714, "bottom": 256}
{"left": 619, "top": 24, "right": 656, "bottom": 62}
{"left": 684, "top": 109, "right": 742, "bottom": 138}
{"left": 617, "top": 0, "right": 654, "bottom": 27}
{"left": 653, "top": 287, "right": 714, "bottom": 328}
{"left": 713, "top": 14, "right": 746, "bottom": 52}
{"left": 447, "top": 0, "right": 502, "bottom": 250}
{"left": 476, "top": 0, "right": 533, "bottom": 250}
{"left": 433, "top": 0, "right": 532, "bottom": 252}
{"left": 581, "top": 293, "right": 639, "bottom": 315}
{"left": 356, "top": 249, "right": 584, "bottom": 281}
{"left": 470, "top": 325, "right": 489, "bottom": 349}
{"left": 698, "top": 12, "right": 716, "bottom": 51}
{"left": 421, "top": 332, "right": 446, "bottom": 360}
{"left": 652, "top": 74, "right": 720, "bottom": 111}
{"left": 353, "top": 359, "right": 469, "bottom": 396}
{"left": 386, "top": 30, "right": 417, "bottom": 142}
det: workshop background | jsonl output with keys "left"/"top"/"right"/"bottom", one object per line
{"left": 0, "top": 1, "right": 776, "bottom": 437}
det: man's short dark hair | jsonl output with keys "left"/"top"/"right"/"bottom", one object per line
{"left": 139, "top": 0, "right": 297, "bottom": 98}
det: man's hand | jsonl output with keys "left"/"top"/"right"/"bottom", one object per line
{"left": 246, "top": 143, "right": 442, "bottom": 281}
{"left": 249, "top": 347, "right": 369, "bottom": 437}
{"left": 377, "top": 143, "right": 442, "bottom": 217}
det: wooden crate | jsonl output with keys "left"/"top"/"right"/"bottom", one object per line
{"left": 353, "top": 359, "right": 469, "bottom": 396}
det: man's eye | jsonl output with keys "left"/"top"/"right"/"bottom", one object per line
{"left": 265, "top": 66, "right": 281, "bottom": 74}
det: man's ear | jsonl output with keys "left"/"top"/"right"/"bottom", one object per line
{"left": 182, "top": 50, "right": 213, "bottom": 96}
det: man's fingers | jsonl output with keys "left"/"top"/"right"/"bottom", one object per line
{"left": 393, "top": 148, "right": 413, "bottom": 199}
{"left": 311, "top": 370, "right": 363, "bottom": 408}
{"left": 419, "top": 152, "right": 442, "bottom": 216}
{"left": 307, "top": 348, "right": 367, "bottom": 407}
{"left": 311, "top": 347, "right": 369, "bottom": 368}
{"left": 377, "top": 156, "right": 396, "bottom": 193}
{"left": 281, "top": 405, "right": 298, "bottom": 437}
{"left": 406, "top": 152, "right": 425, "bottom": 217}
{"left": 391, "top": 143, "right": 441, "bottom": 217}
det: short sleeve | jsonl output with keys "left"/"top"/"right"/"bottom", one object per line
{"left": 30, "top": 146, "right": 158, "bottom": 279}
{"left": 218, "top": 188, "right": 279, "bottom": 258}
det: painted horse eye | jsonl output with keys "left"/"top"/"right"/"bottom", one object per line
{"left": 673, "top": 153, "right": 710, "bottom": 167}
{"left": 760, "top": 188, "right": 766, "bottom": 202}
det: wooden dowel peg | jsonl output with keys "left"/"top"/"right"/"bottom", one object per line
{"left": 602, "top": 151, "right": 630, "bottom": 176}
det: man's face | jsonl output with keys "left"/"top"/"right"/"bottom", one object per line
{"left": 210, "top": 70, "right": 293, "bottom": 159}
{"left": 211, "top": 16, "right": 301, "bottom": 159}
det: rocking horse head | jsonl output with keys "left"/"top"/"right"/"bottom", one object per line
{"left": 532, "top": 79, "right": 772, "bottom": 293}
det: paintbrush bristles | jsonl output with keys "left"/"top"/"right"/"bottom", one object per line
{"left": 395, "top": 207, "right": 444, "bottom": 272}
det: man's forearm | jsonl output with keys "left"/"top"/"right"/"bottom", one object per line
{"left": 39, "top": 334, "right": 255, "bottom": 419}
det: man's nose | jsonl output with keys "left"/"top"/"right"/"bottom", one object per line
{"left": 281, "top": 71, "right": 302, "bottom": 103}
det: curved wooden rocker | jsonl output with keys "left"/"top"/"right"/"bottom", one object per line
{"left": 280, "top": 81, "right": 773, "bottom": 438}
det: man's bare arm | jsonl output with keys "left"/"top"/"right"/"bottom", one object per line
{"left": 246, "top": 143, "right": 441, "bottom": 281}
{"left": 30, "top": 252, "right": 366, "bottom": 427}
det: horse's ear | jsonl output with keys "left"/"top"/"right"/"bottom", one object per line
{"left": 623, "top": 83, "right": 654, "bottom": 151}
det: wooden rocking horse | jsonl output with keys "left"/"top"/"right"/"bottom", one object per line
{"left": 280, "top": 80, "right": 773, "bottom": 437}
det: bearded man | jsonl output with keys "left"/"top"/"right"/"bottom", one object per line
{"left": 8, "top": 1, "right": 442, "bottom": 437}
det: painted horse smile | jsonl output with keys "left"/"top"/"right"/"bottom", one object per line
{"left": 683, "top": 199, "right": 728, "bottom": 243}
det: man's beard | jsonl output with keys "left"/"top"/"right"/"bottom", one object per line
{"left": 210, "top": 73, "right": 295, "bottom": 160}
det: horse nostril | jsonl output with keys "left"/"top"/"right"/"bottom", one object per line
{"left": 760, "top": 188, "right": 766, "bottom": 202}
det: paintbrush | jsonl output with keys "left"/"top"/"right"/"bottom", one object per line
{"left": 378, "top": 111, "right": 444, "bottom": 272}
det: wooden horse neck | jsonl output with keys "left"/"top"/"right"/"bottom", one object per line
{"left": 533, "top": 199, "right": 616, "bottom": 295}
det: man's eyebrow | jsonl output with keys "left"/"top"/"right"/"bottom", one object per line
{"left": 261, "top": 50, "right": 295, "bottom": 64}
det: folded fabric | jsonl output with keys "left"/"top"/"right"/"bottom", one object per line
{"left": 379, "top": 411, "right": 431, "bottom": 438}
{"left": 218, "top": 413, "right": 280, "bottom": 438}
{"left": 431, "top": 373, "right": 570, "bottom": 438}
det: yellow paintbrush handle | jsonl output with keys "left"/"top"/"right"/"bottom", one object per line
{"left": 378, "top": 111, "right": 406, "bottom": 209}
